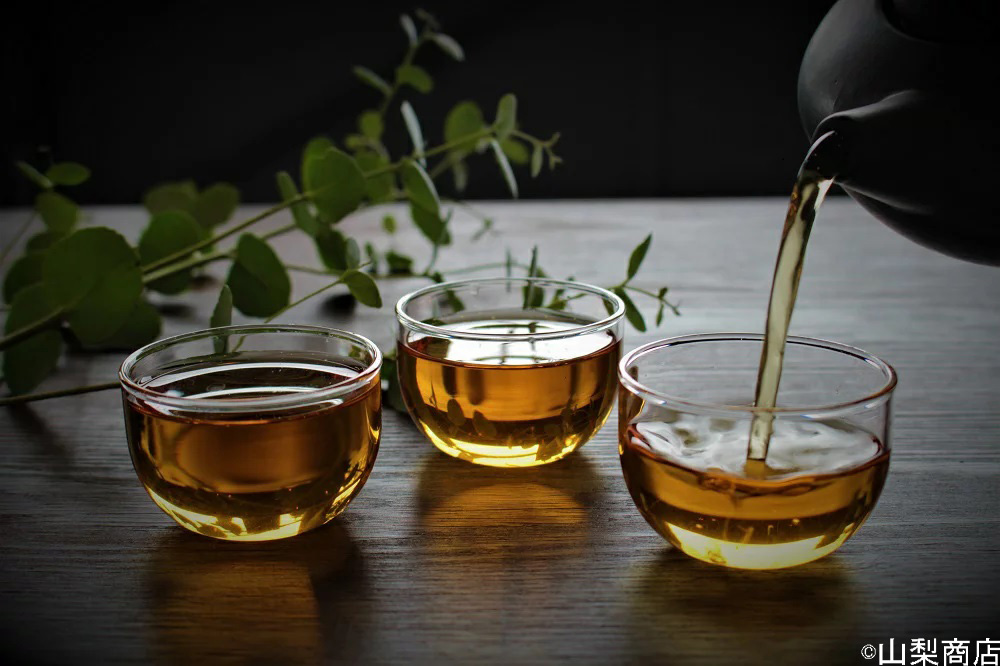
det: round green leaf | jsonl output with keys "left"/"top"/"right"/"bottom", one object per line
{"left": 97, "top": 299, "right": 161, "bottom": 350}
{"left": 411, "top": 206, "right": 451, "bottom": 246}
{"left": 444, "top": 101, "right": 485, "bottom": 156}
{"left": 45, "top": 162, "right": 91, "bottom": 187}
{"left": 226, "top": 234, "right": 291, "bottom": 317}
{"left": 300, "top": 136, "right": 334, "bottom": 184}
{"left": 396, "top": 65, "right": 433, "bottom": 93}
{"left": 355, "top": 151, "right": 394, "bottom": 204}
{"left": 303, "top": 147, "right": 366, "bottom": 224}
{"left": 2, "top": 283, "right": 63, "bottom": 395}
{"left": 25, "top": 231, "right": 64, "bottom": 252}
{"left": 144, "top": 181, "right": 197, "bottom": 214}
{"left": 315, "top": 228, "right": 350, "bottom": 271}
{"left": 358, "top": 110, "right": 383, "bottom": 140}
{"left": 138, "top": 211, "right": 204, "bottom": 294}
{"left": 494, "top": 93, "right": 517, "bottom": 141}
{"left": 276, "top": 171, "right": 319, "bottom": 236}
{"left": 500, "top": 138, "right": 530, "bottom": 165}
{"left": 192, "top": 183, "right": 240, "bottom": 229}
{"left": 35, "top": 191, "right": 78, "bottom": 233}
{"left": 342, "top": 270, "right": 382, "bottom": 308}
{"left": 43, "top": 227, "right": 138, "bottom": 310}
{"left": 400, "top": 160, "right": 439, "bottom": 214}
{"left": 3, "top": 251, "right": 46, "bottom": 304}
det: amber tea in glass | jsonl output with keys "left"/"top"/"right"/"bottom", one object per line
{"left": 120, "top": 325, "right": 382, "bottom": 541}
{"left": 618, "top": 334, "right": 896, "bottom": 570}
{"left": 395, "top": 277, "right": 624, "bottom": 467}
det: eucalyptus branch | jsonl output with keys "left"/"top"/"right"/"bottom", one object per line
{"left": 377, "top": 29, "right": 431, "bottom": 117}
{"left": 142, "top": 197, "right": 306, "bottom": 273}
{"left": 0, "top": 381, "right": 120, "bottom": 407}
{"left": 143, "top": 249, "right": 231, "bottom": 285}
{"left": 263, "top": 265, "right": 367, "bottom": 324}
{"left": 0, "top": 212, "right": 36, "bottom": 267}
{"left": 0, "top": 309, "right": 63, "bottom": 352}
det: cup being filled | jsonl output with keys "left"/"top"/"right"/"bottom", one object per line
{"left": 119, "top": 325, "right": 382, "bottom": 541}
{"left": 618, "top": 334, "right": 896, "bottom": 570}
{"left": 395, "top": 277, "right": 624, "bottom": 467}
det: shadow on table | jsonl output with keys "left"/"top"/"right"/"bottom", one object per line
{"left": 408, "top": 451, "right": 604, "bottom": 636}
{"left": 146, "top": 521, "right": 368, "bottom": 666}
{"left": 625, "top": 549, "right": 867, "bottom": 665}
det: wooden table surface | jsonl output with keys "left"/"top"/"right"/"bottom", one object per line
{"left": 1, "top": 199, "right": 998, "bottom": 665}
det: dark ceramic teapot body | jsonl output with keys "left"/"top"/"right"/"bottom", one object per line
{"left": 798, "top": 0, "right": 1000, "bottom": 264}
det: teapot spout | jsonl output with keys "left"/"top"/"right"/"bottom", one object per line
{"left": 813, "top": 91, "right": 1000, "bottom": 265}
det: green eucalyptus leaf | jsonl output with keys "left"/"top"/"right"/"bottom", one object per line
{"left": 411, "top": 206, "right": 451, "bottom": 246}
{"left": 364, "top": 242, "right": 379, "bottom": 272}
{"left": 489, "top": 139, "right": 519, "bottom": 198}
{"left": 2, "top": 283, "right": 63, "bottom": 395}
{"left": 342, "top": 270, "right": 382, "bottom": 308}
{"left": 400, "top": 13, "right": 418, "bottom": 45}
{"left": 382, "top": 215, "right": 397, "bottom": 234}
{"left": 400, "top": 101, "right": 425, "bottom": 165}
{"left": 303, "top": 147, "right": 366, "bottom": 224}
{"left": 385, "top": 250, "right": 413, "bottom": 274}
{"left": 35, "top": 191, "right": 78, "bottom": 233}
{"left": 613, "top": 287, "right": 646, "bottom": 332}
{"left": 226, "top": 234, "right": 291, "bottom": 317}
{"left": 530, "top": 144, "right": 544, "bottom": 178}
{"left": 345, "top": 238, "right": 361, "bottom": 269}
{"left": 354, "top": 150, "right": 394, "bottom": 204}
{"left": 42, "top": 227, "right": 143, "bottom": 344}
{"left": 98, "top": 299, "right": 161, "bottom": 350}
{"left": 656, "top": 302, "right": 666, "bottom": 327}
{"left": 627, "top": 234, "right": 652, "bottom": 280}
{"left": 3, "top": 251, "right": 45, "bottom": 304}
{"left": 396, "top": 65, "right": 433, "bottom": 94}
{"left": 316, "top": 228, "right": 350, "bottom": 271}
{"left": 276, "top": 170, "right": 319, "bottom": 236}
{"left": 444, "top": 101, "right": 485, "bottom": 155}
{"left": 400, "top": 159, "right": 440, "bottom": 214}
{"left": 359, "top": 110, "right": 384, "bottom": 140}
{"left": 430, "top": 33, "right": 464, "bottom": 60}
{"left": 344, "top": 134, "right": 367, "bottom": 151}
{"left": 144, "top": 181, "right": 197, "bottom": 214}
{"left": 192, "top": 183, "right": 240, "bottom": 229}
{"left": 381, "top": 355, "right": 407, "bottom": 413}
{"left": 16, "top": 161, "right": 52, "bottom": 189}
{"left": 45, "top": 162, "right": 91, "bottom": 187}
{"left": 300, "top": 136, "right": 334, "bottom": 184}
{"left": 25, "top": 231, "right": 64, "bottom": 252}
{"left": 494, "top": 93, "right": 517, "bottom": 141}
{"left": 211, "top": 284, "right": 233, "bottom": 328}
{"left": 500, "top": 138, "right": 530, "bottom": 165}
{"left": 210, "top": 284, "right": 233, "bottom": 353}
{"left": 353, "top": 66, "right": 391, "bottom": 95}
{"left": 138, "top": 211, "right": 203, "bottom": 294}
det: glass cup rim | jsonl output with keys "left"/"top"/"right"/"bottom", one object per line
{"left": 119, "top": 324, "right": 383, "bottom": 412}
{"left": 618, "top": 332, "right": 898, "bottom": 417}
{"left": 394, "top": 276, "right": 626, "bottom": 341}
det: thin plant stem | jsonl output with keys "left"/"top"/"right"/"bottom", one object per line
{"left": 377, "top": 31, "right": 428, "bottom": 117}
{"left": 0, "top": 309, "right": 63, "bottom": 352}
{"left": 0, "top": 381, "right": 120, "bottom": 407}
{"left": 259, "top": 222, "right": 298, "bottom": 241}
{"left": 143, "top": 249, "right": 231, "bottom": 285}
{"left": 0, "top": 212, "right": 37, "bottom": 267}
{"left": 624, "top": 285, "right": 681, "bottom": 315}
{"left": 141, "top": 198, "right": 304, "bottom": 273}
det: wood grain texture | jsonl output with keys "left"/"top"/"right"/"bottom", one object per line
{"left": 1, "top": 200, "right": 998, "bottom": 665}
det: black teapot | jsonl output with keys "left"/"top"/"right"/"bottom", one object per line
{"left": 798, "top": 0, "right": 1000, "bottom": 265}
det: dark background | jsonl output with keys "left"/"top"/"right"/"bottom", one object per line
{"left": 2, "top": 1, "right": 837, "bottom": 204}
